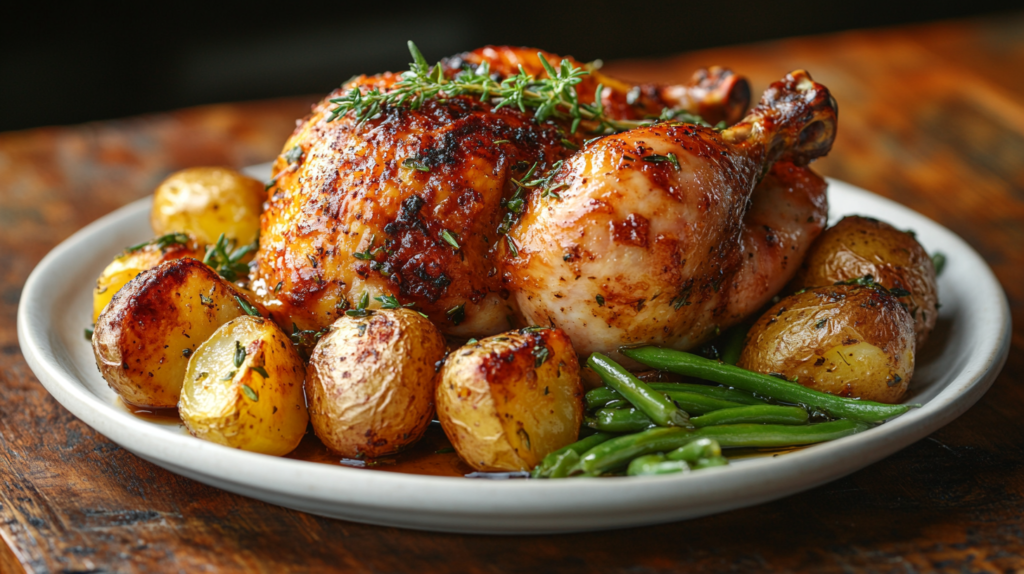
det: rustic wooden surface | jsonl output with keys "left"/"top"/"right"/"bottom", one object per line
{"left": 3, "top": 14, "right": 1023, "bottom": 573}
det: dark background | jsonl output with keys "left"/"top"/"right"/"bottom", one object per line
{"left": 3, "top": 0, "right": 1018, "bottom": 132}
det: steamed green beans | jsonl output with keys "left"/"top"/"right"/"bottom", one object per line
{"left": 586, "top": 387, "right": 745, "bottom": 415}
{"left": 574, "top": 420, "right": 869, "bottom": 476}
{"left": 587, "top": 353, "right": 691, "bottom": 428}
{"left": 622, "top": 347, "right": 910, "bottom": 423}
{"left": 588, "top": 404, "right": 810, "bottom": 433}
{"left": 531, "top": 432, "right": 615, "bottom": 478}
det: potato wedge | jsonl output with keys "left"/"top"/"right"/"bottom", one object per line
{"left": 151, "top": 167, "right": 264, "bottom": 245}
{"left": 436, "top": 328, "right": 583, "bottom": 472}
{"left": 92, "top": 258, "right": 255, "bottom": 408}
{"left": 179, "top": 315, "right": 308, "bottom": 456}
{"left": 737, "top": 285, "right": 915, "bottom": 403}
{"left": 306, "top": 309, "right": 446, "bottom": 458}
{"left": 92, "top": 233, "right": 206, "bottom": 323}
{"left": 789, "top": 215, "right": 938, "bottom": 347}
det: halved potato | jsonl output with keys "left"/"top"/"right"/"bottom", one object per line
{"left": 737, "top": 285, "right": 915, "bottom": 403}
{"left": 306, "top": 309, "right": 446, "bottom": 458}
{"left": 789, "top": 215, "right": 938, "bottom": 347}
{"left": 92, "top": 233, "right": 206, "bottom": 323}
{"left": 92, "top": 258, "right": 255, "bottom": 408}
{"left": 151, "top": 167, "right": 264, "bottom": 246}
{"left": 436, "top": 328, "right": 584, "bottom": 472}
{"left": 179, "top": 315, "right": 308, "bottom": 456}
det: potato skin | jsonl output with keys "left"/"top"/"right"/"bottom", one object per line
{"left": 92, "top": 258, "right": 253, "bottom": 408}
{"left": 436, "top": 328, "right": 584, "bottom": 471}
{"left": 306, "top": 309, "right": 446, "bottom": 458}
{"left": 180, "top": 316, "right": 308, "bottom": 456}
{"left": 92, "top": 236, "right": 205, "bottom": 323}
{"left": 789, "top": 215, "right": 938, "bottom": 348}
{"left": 151, "top": 167, "right": 265, "bottom": 245}
{"left": 737, "top": 285, "right": 915, "bottom": 403}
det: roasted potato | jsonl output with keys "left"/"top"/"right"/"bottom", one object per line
{"left": 92, "top": 258, "right": 256, "bottom": 408}
{"left": 737, "top": 285, "right": 915, "bottom": 403}
{"left": 306, "top": 309, "right": 446, "bottom": 458}
{"left": 789, "top": 215, "right": 938, "bottom": 347}
{"left": 179, "top": 315, "right": 308, "bottom": 456}
{"left": 436, "top": 328, "right": 584, "bottom": 472}
{"left": 92, "top": 233, "right": 206, "bottom": 323}
{"left": 151, "top": 167, "right": 264, "bottom": 246}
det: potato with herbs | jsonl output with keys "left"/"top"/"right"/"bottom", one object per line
{"left": 306, "top": 309, "right": 446, "bottom": 458}
{"left": 179, "top": 315, "right": 308, "bottom": 456}
{"left": 789, "top": 215, "right": 938, "bottom": 347}
{"left": 92, "top": 233, "right": 206, "bottom": 323}
{"left": 737, "top": 284, "right": 915, "bottom": 404}
{"left": 151, "top": 167, "right": 264, "bottom": 246}
{"left": 92, "top": 258, "right": 257, "bottom": 408}
{"left": 436, "top": 328, "right": 584, "bottom": 472}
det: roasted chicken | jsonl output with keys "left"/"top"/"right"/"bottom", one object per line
{"left": 251, "top": 46, "right": 836, "bottom": 363}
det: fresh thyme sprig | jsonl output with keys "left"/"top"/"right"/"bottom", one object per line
{"left": 326, "top": 41, "right": 709, "bottom": 135}
{"left": 203, "top": 233, "right": 257, "bottom": 282}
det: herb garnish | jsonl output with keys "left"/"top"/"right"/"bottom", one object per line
{"left": 240, "top": 383, "right": 259, "bottom": 402}
{"left": 122, "top": 232, "right": 190, "bottom": 255}
{"left": 446, "top": 303, "right": 466, "bottom": 325}
{"left": 327, "top": 42, "right": 709, "bottom": 136}
{"left": 235, "top": 296, "right": 261, "bottom": 317}
{"left": 249, "top": 366, "right": 269, "bottom": 379}
{"left": 346, "top": 291, "right": 372, "bottom": 317}
{"left": 233, "top": 340, "right": 246, "bottom": 368}
{"left": 203, "top": 233, "right": 257, "bottom": 281}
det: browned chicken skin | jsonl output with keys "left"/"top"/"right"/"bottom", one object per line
{"left": 251, "top": 47, "right": 757, "bottom": 337}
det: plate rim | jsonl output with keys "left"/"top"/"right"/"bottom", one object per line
{"left": 16, "top": 178, "right": 1012, "bottom": 534}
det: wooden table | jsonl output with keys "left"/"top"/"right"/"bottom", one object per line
{"left": 3, "top": 14, "right": 1023, "bottom": 573}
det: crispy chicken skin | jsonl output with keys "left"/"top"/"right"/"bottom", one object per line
{"left": 251, "top": 48, "right": 754, "bottom": 337}
{"left": 504, "top": 71, "right": 837, "bottom": 365}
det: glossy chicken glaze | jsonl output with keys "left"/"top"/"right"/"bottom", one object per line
{"left": 252, "top": 48, "right": 755, "bottom": 336}
{"left": 506, "top": 71, "right": 836, "bottom": 364}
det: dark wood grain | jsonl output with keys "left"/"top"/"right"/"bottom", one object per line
{"left": 3, "top": 14, "right": 1024, "bottom": 573}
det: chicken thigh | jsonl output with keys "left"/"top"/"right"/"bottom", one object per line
{"left": 504, "top": 71, "right": 837, "bottom": 365}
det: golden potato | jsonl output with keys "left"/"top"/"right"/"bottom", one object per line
{"left": 306, "top": 309, "right": 446, "bottom": 458}
{"left": 151, "top": 167, "right": 264, "bottom": 246}
{"left": 179, "top": 315, "right": 308, "bottom": 456}
{"left": 436, "top": 328, "right": 584, "bottom": 472}
{"left": 92, "top": 233, "right": 206, "bottom": 323}
{"left": 789, "top": 215, "right": 938, "bottom": 348}
{"left": 92, "top": 258, "right": 256, "bottom": 408}
{"left": 737, "top": 285, "right": 915, "bottom": 403}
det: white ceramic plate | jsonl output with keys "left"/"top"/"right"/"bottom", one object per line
{"left": 18, "top": 166, "right": 1011, "bottom": 534}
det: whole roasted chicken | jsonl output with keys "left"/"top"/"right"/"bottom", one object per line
{"left": 251, "top": 45, "right": 836, "bottom": 362}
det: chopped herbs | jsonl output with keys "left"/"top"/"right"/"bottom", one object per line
{"left": 123, "top": 232, "right": 190, "bottom": 255}
{"left": 290, "top": 323, "right": 331, "bottom": 347}
{"left": 533, "top": 345, "right": 550, "bottom": 367}
{"left": 493, "top": 140, "right": 510, "bottom": 144}
{"left": 447, "top": 303, "right": 466, "bottom": 325}
{"left": 402, "top": 157, "right": 430, "bottom": 172}
{"left": 357, "top": 323, "right": 368, "bottom": 336}
{"left": 84, "top": 326, "right": 94, "bottom": 341}
{"left": 506, "top": 236, "right": 519, "bottom": 257}
{"left": 202, "top": 233, "right": 257, "bottom": 281}
{"left": 220, "top": 370, "right": 237, "bottom": 381}
{"left": 466, "top": 338, "right": 478, "bottom": 345}
{"left": 241, "top": 383, "right": 259, "bottom": 402}
{"left": 250, "top": 366, "right": 270, "bottom": 379}
{"left": 440, "top": 229, "right": 460, "bottom": 250}
{"left": 596, "top": 294, "right": 605, "bottom": 306}
{"left": 641, "top": 152, "right": 680, "bottom": 170}
{"left": 815, "top": 318, "right": 828, "bottom": 329}
{"left": 274, "top": 281, "right": 284, "bottom": 294}
{"left": 200, "top": 294, "right": 213, "bottom": 306}
{"left": 182, "top": 348, "right": 192, "bottom": 358}
{"left": 434, "top": 447, "right": 456, "bottom": 454}
{"left": 346, "top": 291, "right": 372, "bottom": 317}
{"left": 235, "top": 296, "right": 261, "bottom": 317}
{"left": 932, "top": 252, "right": 946, "bottom": 276}
{"left": 233, "top": 340, "right": 246, "bottom": 368}
{"left": 283, "top": 145, "right": 303, "bottom": 164}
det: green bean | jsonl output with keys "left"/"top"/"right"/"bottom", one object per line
{"left": 574, "top": 420, "right": 868, "bottom": 476}
{"left": 547, "top": 449, "right": 580, "bottom": 478}
{"left": 719, "top": 324, "right": 748, "bottom": 365}
{"left": 622, "top": 347, "right": 910, "bottom": 423}
{"left": 531, "top": 432, "right": 615, "bottom": 478}
{"left": 587, "top": 408, "right": 656, "bottom": 433}
{"left": 667, "top": 438, "right": 720, "bottom": 462}
{"left": 693, "top": 456, "right": 729, "bottom": 470}
{"left": 690, "top": 405, "right": 809, "bottom": 428}
{"left": 627, "top": 454, "right": 689, "bottom": 476}
{"left": 587, "top": 353, "right": 691, "bottom": 428}
{"left": 587, "top": 386, "right": 744, "bottom": 415}
{"left": 648, "top": 383, "right": 766, "bottom": 405}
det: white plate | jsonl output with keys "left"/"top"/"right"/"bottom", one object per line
{"left": 17, "top": 167, "right": 1011, "bottom": 534}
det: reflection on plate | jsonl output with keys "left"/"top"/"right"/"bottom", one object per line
{"left": 18, "top": 173, "right": 1010, "bottom": 533}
